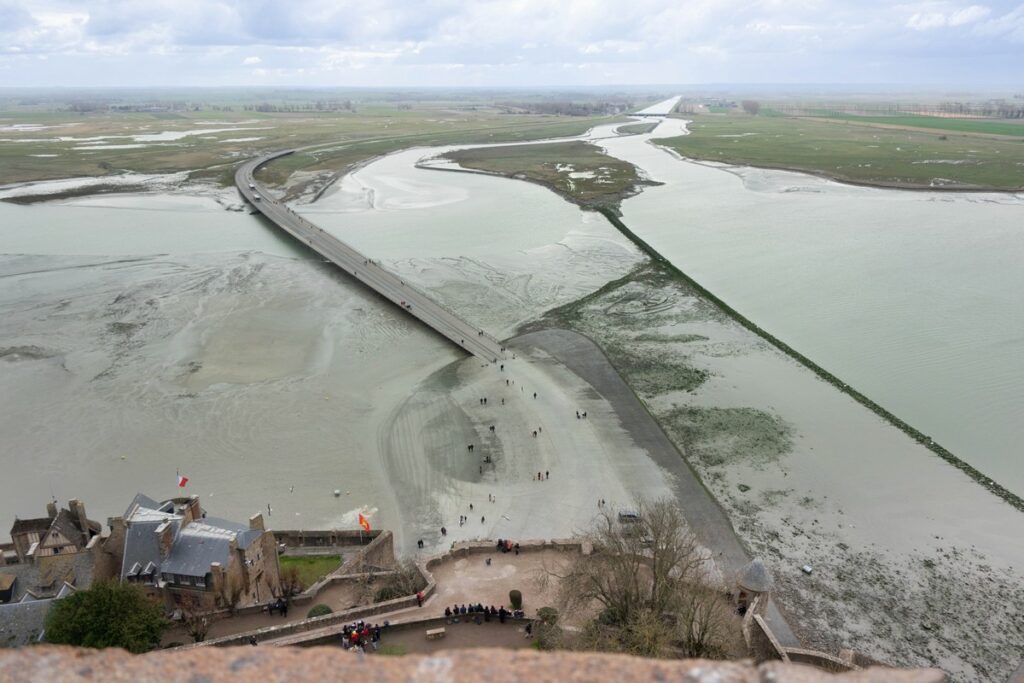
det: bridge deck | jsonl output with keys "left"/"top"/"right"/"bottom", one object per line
{"left": 236, "top": 152, "right": 505, "bottom": 362}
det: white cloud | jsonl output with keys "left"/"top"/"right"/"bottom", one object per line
{"left": 907, "top": 3, "right": 991, "bottom": 30}
{"left": 0, "top": 0, "right": 1021, "bottom": 85}
{"left": 949, "top": 4, "right": 991, "bottom": 24}
{"left": 908, "top": 11, "right": 949, "bottom": 29}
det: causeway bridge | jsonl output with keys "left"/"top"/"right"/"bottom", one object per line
{"left": 236, "top": 152, "right": 506, "bottom": 362}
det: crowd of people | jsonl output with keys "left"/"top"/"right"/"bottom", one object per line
{"left": 444, "top": 603, "right": 525, "bottom": 623}
{"left": 339, "top": 620, "right": 385, "bottom": 652}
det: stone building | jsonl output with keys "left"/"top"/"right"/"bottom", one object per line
{"left": 1, "top": 500, "right": 102, "bottom": 610}
{"left": 8, "top": 500, "right": 101, "bottom": 564}
{"left": 110, "top": 494, "right": 281, "bottom": 612}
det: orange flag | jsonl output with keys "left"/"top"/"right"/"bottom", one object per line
{"left": 358, "top": 513, "right": 371, "bottom": 532}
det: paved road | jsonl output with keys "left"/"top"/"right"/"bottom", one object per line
{"left": 236, "top": 151, "right": 506, "bottom": 363}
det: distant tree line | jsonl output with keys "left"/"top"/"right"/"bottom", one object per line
{"left": 767, "top": 101, "right": 1024, "bottom": 119}
{"left": 241, "top": 100, "right": 355, "bottom": 113}
{"left": 496, "top": 100, "right": 635, "bottom": 116}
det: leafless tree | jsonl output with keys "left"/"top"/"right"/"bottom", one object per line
{"left": 218, "top": 575, "right": 245, "bottom": 614}
{"left": 741, "top": 100, "right": 761, "bottom": 116}
{"left": 179, "top": 594, "right": 211, "bottom": 643}
{"left": 278, "top": 565, "right": 304, "bottom": 598}
{"left": 545, "top": 499, "right": 740, "bottom": 659}
{"left": 373, "top": 560, "right": 424, "bottom": 602}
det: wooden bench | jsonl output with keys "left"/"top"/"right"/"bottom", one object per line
{"left": 425, "top": 627, "right": 446, "bottom": 640}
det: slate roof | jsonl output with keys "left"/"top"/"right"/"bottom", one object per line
{"left": 10, "top": 508, "right": 100, "bottom": 549}
{"left": 120, "top": 494, "right": 260, "bottom": 581}
{"left": 0, "top": 583, "right": 75, "bottom": 649}
{"left": 9, "top": 518, "right": 51, "bottom": 536}
{"left": 0, "top": 554, "right": 94, "bottom": 603}
{"left": 738, "top": 558, "right": 773, "bottom": 593}
{"left": 44, "top": 510, "right": 83, "bottom": 546}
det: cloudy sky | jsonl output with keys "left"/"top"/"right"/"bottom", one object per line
{"left": 1, "top": 0, "right": 1022, "bottom": 87}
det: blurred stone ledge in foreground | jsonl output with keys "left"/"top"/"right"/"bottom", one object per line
{"left": 0, "top": 646, "right": 947, "bottom": 683}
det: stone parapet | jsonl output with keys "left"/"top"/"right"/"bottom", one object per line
{"left": 0, "top": 646, "right": 948, "bottom": 683}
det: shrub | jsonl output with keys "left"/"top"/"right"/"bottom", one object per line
{"left": 509, "top": 589, "right": 523, "bottom": 610}
{"left": 537, "top": 606, "right": 559, "bottom": 625}
{"left": 307, "top": 604, "right": 333, "bottom": 618}
{"left": 44, "top": 581, "right": 169, "bottom": 653}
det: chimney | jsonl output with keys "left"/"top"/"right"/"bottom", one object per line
{"left": 188, "top": 496, "right": 202, "bottom": 525}
{"left": 69, "top": 499, "right": 90, "bottom": 545}
{"left": 46, "top": 502, "right": 57, "bottom": 519}
{"left": 210, "top": 562, "right": 225, "bottom": 597}
{"left": 155, "top": 520, "right": 174, "bottom": 560}
{"left": 248, "top": 513, "right": 265, "bottom": 531}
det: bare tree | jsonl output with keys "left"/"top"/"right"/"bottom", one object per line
{"left": 373, "top": 560, "right": 424, "bottom": 602}
{"left": 546, "top": 499, "right": 740, "bottom": 659}
{"left": 278, "top": 565, "right": 304, "bottom": 598}
{"left": 218, "top": 575, "right": 245, "bottom": 613}
{"left": 741, "top": 100, "right": 761, "bottom": 116}
{"left": 179, "top": 594, "right": 211, "bottom": 643}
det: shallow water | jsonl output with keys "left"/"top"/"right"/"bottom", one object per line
{"left": 599, "top": 119, "right": 1024, "bottom": 495}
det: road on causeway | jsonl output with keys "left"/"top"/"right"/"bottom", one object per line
{"left": 236, "top": 151, "right": 506, "bottom": 363}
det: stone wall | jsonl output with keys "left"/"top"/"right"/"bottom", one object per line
{"left": 0, "top": 646, "right": 950, "bottom": 683}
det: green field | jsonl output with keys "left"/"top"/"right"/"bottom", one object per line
{"left": 0, "top": 101, "right": 619, "bottom": 190}
{"left": 616, "top": 121, "right": 659, "bottom": 135}
{"left": 658, "top": 114, "right": 1024, "bottom": 191}
{"left": 278, "top": 555, "right": 342, "bottom": 589}
{"left": 254, "top": 116, "right": 621, "bottom": 194}
{"left": 812, "top": 112, "right": 1024, "bottom": 137}
{"left": 444, "top": 140, "right": 653, "bottom": 211}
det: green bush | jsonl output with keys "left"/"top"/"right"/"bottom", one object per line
{"left": 537, "top": 606, "right": 559, "bottom": 625}
{"left": 307, "top": 604, "right": 333, "bottom": 618}
{"left": 509, "top": 589, "right": 523, "bottom": 610}
{"left": 44, "top": 581, "right": 169, "bottom": 653}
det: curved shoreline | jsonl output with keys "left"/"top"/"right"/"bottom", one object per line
{"left": 591, "top": 205, "right": 1023, "bottom": 513}
{"left": 419, "top": 130, "right": 1022, "bottom": 510}
{"left": 653, "top": 130, "right": 1024, "bottom": 195}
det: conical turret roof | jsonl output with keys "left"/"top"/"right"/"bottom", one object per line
{"left": 738, "top": 558, "right": 773, "bottom": 593}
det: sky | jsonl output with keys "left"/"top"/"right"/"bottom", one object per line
{"left": 1, "top": 0, "right": 1022, "bottom": 87}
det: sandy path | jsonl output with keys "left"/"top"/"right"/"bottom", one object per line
{"left": 378, "top": 341, "right": 678, "bottom": 555}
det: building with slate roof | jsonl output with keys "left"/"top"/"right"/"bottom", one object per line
{"left": 8, "top": 500, "right": 101, "bottom": 564}
{"left": 2, "top": 500, "right": 103, "bottom": 613}
{"left": 0, "top": 582, "right": 76, "bottom": 648}
{"left": 110, "top": 494, "right": 281, "bottom": 612}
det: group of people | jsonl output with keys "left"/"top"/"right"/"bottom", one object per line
{"left": 340, "top": 621, "right": 384, "bottom": 652}
{"left": 267, "top": 597, "right": 289, "bottom": 617}
{"left": 495, "top": 538, "right": 520, "bottom": 554}
{"left": 444, "top": 603, "right": 524, "bottom": 623}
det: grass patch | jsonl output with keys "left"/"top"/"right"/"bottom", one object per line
{"left": 442, "top": 139, "right": 655, "bottom": 212}
{"left": 811, "top": 112, "right": 1024, "bottom": 137}
{"left": 616, "top": 121, "right": 659, "bottom": 135}
{"left": 659, "top": 406, "right": 793, "bottom": 468}
{"left": 657, "top": 113, "right": 1024, "bottom": 191}
{"left": 278, "top": 555, "right": 341, "bottom": 587}
{"left": 376, "top": 644, "right": 407, "bottom": 656}
{"left": 604, "top": 341, "right": 709, "bottom": 396}
{"left": 0, "top": 106, "right": 617, "bottom": 188}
